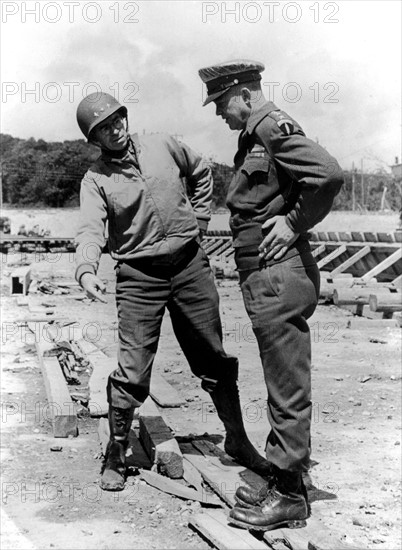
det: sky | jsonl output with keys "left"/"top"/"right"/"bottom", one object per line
{"left": 1, "top": 0, "right": 401, "bottom": 171}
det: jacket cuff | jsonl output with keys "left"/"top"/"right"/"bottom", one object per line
{"left": 285, "top": 212, "right": 309, "bottom": 234}
{"left": 197, "top": 219, "right": 209, "bottom": 233}
{"left": 75, "top": 263, "right": 96, "bottom": 285}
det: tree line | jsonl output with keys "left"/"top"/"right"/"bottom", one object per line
{"left": 1, "top": 134, "right": 400, "bottom": 211}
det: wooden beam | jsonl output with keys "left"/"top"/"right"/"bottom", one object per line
{"left": 333, "top": 287, "right": 391, "bottom": 306}
{"left": 32, "top": 324, "right": 77, "bottom": 438}
{"left": 190, "top": 510, "right": 268, "bottom": 550}
{"left": 139, "top": 401, "right": 183, "bottom": 479}
{"left": 330, "top": 246, "right": 371, "bottom": 276}
{"left": 361, "top": 248, "right": 402, "bottom": 282}
{"left": 369, "top": 293, "right": 402, "bottom": 313}
{"left": 317, "top": 245, "right": 347, "bottom": 269}
{"left": 139, "top": 470, "right": 221, "bottom": 505}
{"left": 312, "top": 244, "right": 326, "bottom": 258}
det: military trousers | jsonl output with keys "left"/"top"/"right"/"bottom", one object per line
{"left": 238, "top": 248, "right": 320, "bottom": 471}
{"left": 107, "top": 240, "right": 238, "bottom": 409}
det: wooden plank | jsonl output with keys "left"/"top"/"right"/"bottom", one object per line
{"left": 363, "top": 232, "right": 377, "bottom": 242}
{"left": 317, "top": 231, "right": 328, "bottom": 241}
{"left": 329, "top": 246, "right": 370, "bottom": 276}
{"left": 190, "top": 510, "right": 268, "bottom": 550}
{"left": 351, "top": 232, "right": 364, "bottom": 242}
{"left": 346, "top": 317, "right": 399, "bottom": 329}
{"left": 377, "top": 232, "right": 395, "bottom": 243}
{"left": 317, "top": 245, "right": 347, "bottom": 269}
{"left": 361, "top": 248, "right": 402, "bottom": 282}
{"left": 139, "top": 405, "right": 183, "bottom": 479}
{"left": 181, "top": 440, "right": 265, "bottom": 508}
{"left": 333, "top": 287, "right": 391, "bottom": 306}
{"left": 139, "top": 470, "right": 221, "bottom": 505}
{"left": 149, "top": 371, "right": 185, "bottom": 407}
{"left": 312, "top": 244, "right": 326, "bottom": 258}
{"left": 183, "top": 456, "right": 204, "bottom": 493}
{"left": 369, "top": 293, "right": 402, "bottom": 313}
{"left": 75, "top": 338, "right": 99, "bottom": 355}
{"left": 327, "top": 231, "right": 339, "bottom": 241}
{"left": 33, "top": 325, "right": 77, "bottom": 438}
{"left": 208, "top": 240, "right": 233, "bottom": 260}
{"left": 11, "top": 265, "right": 32, "bottom": 295}
{"left": 338, "top": 231, "right": 352, "bottom": 242}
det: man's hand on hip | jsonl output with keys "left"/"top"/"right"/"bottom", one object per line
{"left": 258, "top": 215, "right": 299, "bottom": 261}
{"left": 80, "top": 273, "right": 107, "bottom": 303}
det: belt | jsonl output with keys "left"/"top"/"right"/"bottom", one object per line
{"left": 120, "top": 239, "right": 199, "bottom": 270}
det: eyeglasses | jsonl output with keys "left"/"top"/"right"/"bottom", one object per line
{"left": 97, "top": 115, "right": 125, "bottom": 136}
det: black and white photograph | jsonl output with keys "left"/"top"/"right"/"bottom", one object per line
{"left": 1, "top": 1, "right": 401, "bottom": 549}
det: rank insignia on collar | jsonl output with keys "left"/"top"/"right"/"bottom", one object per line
{"left": 269, "top": 110, "right": 295, "bottom": 135}
{"left": 93, "top": 111, "right": 99, "bottom": 117}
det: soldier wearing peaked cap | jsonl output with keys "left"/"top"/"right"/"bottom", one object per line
{"left": 199, "top": 60, "right": 344, "bottom": 531}
{"left": 74, "top": 91, "right": 272, "bottom": 492}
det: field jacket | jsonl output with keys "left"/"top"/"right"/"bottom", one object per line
{"left": 227, "top": 101, "right": 344, "bottom": 251}
{"left": 75, "top": 133, "right": 212, "bottom": 282}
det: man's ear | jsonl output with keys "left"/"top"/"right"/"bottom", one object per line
{"left": 241, "top": 87, "right": 252, "bottom": 105}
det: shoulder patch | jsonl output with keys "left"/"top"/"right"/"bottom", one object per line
{"left": 268, "top": 110, "right": 295, "bottom": 136}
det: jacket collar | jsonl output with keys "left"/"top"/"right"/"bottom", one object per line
{"left": 245, "top": 101, "right": 278, "bottom": 135}
{"left": 100, "top": 135, "right": 140, "bottom": 167}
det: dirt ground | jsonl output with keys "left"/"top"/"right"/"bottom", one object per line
{"left": 1, "top": 247, "right": 401, "bottom": 550}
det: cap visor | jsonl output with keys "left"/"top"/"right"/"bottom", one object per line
{"left": 202, "top": 88, "right": 229, "bottom": 106}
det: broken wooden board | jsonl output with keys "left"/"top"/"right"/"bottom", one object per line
{"left": 98, "top": 417, "right": 152, "bottom": 469}
{"left": 190, "top": 510, "right": 268, "bottom": 550}
{"left": 139, "top": 469, "right": 221, "bottom": 505}
{"left": 139, "top": 403, "right": 184, "bottom": 479}
{"left": 149, "top": 371, "right": 185, "bottom": 407}
{"left": 181, "top": 440, "right": 265, "bottom": 507}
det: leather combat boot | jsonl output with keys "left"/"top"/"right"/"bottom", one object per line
{"left": 209, "top": 371, "right": 272, "bottom": 478}
{"left": 235, "top": 473, "right": 310, "bottom": 510}
{"left": 229, "top": 468, "right": 309, "bottom": 531}
{"left": 100, "top": 406, "right": 134, "bottom": 491}
{"left": 235, "top": 480, "right": 271, "bottom": 508}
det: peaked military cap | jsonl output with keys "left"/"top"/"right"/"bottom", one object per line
{"left": 199, "top": 59, "right": 265, "bottom": 106}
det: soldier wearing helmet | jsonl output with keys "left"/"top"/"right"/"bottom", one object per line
{"left": 75, "top": 91, "right": 272, "bottom": 491}
{"left": 199, "top": 60, "right": 344, "bottom": 532}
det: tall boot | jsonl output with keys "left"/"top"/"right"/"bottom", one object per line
{"left": 229, "top": 467, "right": 309, "bottom": 531}
{"left": 100, "top": 406, "right": 134, "bottom": 491}
{"left": 209, "top": 373, "right": 272, "bottom": 478}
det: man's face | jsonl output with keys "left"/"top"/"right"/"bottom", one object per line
{"left": 93, "top": 112, "right": 128, "bottom": 151}
{"left": 214, "top": 90, "right": 249, "bottom": 131}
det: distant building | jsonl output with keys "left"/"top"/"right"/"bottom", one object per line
{"left": 390, "top": 156, "right": 402, "bottom": 179}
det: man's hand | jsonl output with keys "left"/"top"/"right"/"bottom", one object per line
{"left": 258, "top": 215, "right": 299, "bottom": 261}
{"left": 80, "top": 273, "right": 107, "bottom": 303}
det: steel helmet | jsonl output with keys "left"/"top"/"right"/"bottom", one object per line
{"left": 76, "top": 92, "right": 128, "bottom": 140}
